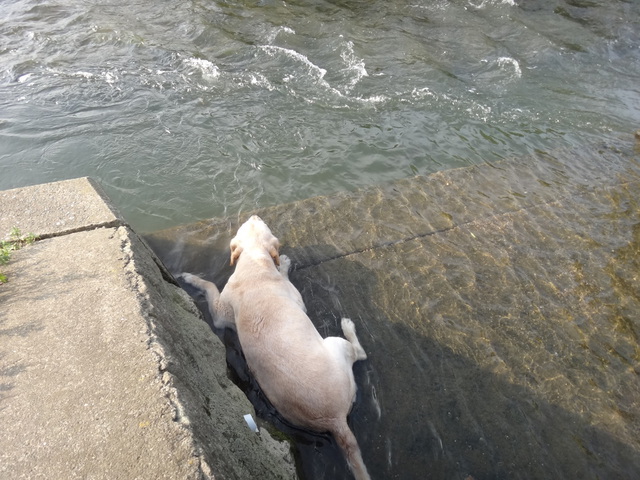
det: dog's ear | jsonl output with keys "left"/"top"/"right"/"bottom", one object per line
{"left": 269, "top": 238, "right": 280, "bottom": 266}
{"left": 230, "top": 239, "right": 243, "bottom": 266}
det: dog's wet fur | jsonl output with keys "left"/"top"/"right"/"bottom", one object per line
{"left": 181, "top": 215, "right": 370, "bottom": 480}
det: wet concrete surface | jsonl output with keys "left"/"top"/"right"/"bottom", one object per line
{"left": 146, "top": 140, "right": 640, "bottom": 479}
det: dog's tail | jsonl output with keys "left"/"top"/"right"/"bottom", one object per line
{"left": 332, "top": 420, "right": 371, "bottom": 480}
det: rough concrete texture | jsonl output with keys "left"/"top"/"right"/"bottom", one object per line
{"left": 146, "top": 140, "right": 640, "bottom": 480}
{"left": 0, "top": 179, "right": 297, "bottom": 479}
{"left": 0, "top": 177, "right": 120, "bottom": 239}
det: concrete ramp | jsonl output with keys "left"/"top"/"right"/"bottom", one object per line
{"left": 146, "top": 140, "right": 640, "bottom": 479}
{"left": 0, "top": 178, "right": 296, "bottom": 480}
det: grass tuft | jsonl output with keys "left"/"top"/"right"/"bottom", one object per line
{"left": 0, "top": 227, "right": 36, "bottom": 284}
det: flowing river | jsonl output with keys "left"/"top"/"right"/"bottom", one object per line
{"left": 1, "top": 0, "right": 638, "bottom": 232}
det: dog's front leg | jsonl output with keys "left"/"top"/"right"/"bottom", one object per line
{"left": 180, "top": 273, "right": 236, "bottom": 330}
{"left": 277, "top": 254, "right": 293, "bottom": 281}
{"left": 278, "top": 255, "right": 307, "bottom": 313}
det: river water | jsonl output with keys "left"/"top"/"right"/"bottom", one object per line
{"left": 1, "top": 0, "right": 639, "bottom": 232}
{"left": 2, "top": 2, "right": 640, "bottom": 479}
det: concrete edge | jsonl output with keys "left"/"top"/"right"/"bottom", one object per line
{"left": 0, "top": 177, "right": 122, "bottom": 240}
{"left": 117, "top": 225, "right": 298, "bottom": 479}
{"left": 35, "top": 178, "right": 124, "bottom": 240}
{"left": 0, "top": 178, "right": 298, "bottom": 479}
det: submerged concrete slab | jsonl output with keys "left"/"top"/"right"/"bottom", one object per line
{"left": 291, "top": 181, "right": 640, "bottom": 479}
{"left": 0, "top": 180, "right": 297, "bottom": 479}
{"left": 147, "top": 143, "right": 639, "bottom": 271}
{"left": 146, "top": 139, "right": 640, "bottom": 480}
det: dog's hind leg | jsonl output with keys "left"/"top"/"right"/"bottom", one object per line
{"left": 341, "top": 318, "right": 367, "bottom": 361}
{"left": 180, "top": 273, "right": 235, "bottom": 330}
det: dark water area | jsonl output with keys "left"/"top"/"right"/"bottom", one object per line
{"left": 1, "top": 0, "right": 639, "bottom": 232}
{"left": 147, "top": 141, "right": 640, "bottom": 479}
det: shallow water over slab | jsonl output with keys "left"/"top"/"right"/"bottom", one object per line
{"left": 146, "top": 140, "right": 640, "bottom": 479}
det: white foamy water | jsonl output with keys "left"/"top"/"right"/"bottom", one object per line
{"left": 497, "top": 56, "right": 522, "bottom": 78}
{"left": 257, "top": 42, "right": 382, "bottom": 106}
{"left": 184, "top": 57, "right": 220, "bottom": 80}
{"left": 340, "top": 40, "right": 369, "bottom": 92}
{"left": 468, "top": 0, "right": 516, "bottom": 8}
{"left": 259, "top": 45, "right": 328, "bottom": 80}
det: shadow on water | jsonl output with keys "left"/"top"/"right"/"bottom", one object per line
{"left": 149, "top": 228, "right": 640, "bottom": 479}
{"left": 289, "top": 242, "right": 640, "bottom": 480}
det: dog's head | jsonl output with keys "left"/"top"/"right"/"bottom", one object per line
{"left": 229, "top": 215, "right": 280, "bottom": 266}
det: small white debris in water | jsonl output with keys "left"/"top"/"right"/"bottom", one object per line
{"left": 17, "top": 73, "right": 34, "bottom": 83}
{"left": 243, "top": 414, "right": 259, "bottom": 433}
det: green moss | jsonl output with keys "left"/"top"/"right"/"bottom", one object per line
{"left": 0, "top": 228, "right": 36, "bottom": 284}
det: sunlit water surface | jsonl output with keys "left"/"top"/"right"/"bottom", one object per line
{"left": 1, "top": 0, "right": 639, "bottom": 232}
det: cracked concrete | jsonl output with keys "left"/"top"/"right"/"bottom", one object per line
{"left": 0, "top": 177, "right": 120, "bottom": 239}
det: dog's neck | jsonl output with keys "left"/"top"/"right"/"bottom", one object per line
{"left": 237, "top": 248, "right": 277, "bottom": 270}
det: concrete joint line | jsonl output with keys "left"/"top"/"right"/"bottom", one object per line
{"left": 33, "top": 219, "right": 124, "bottom": 241}
{"left": 296, "top": 178, "right": 638, "bottom": 271}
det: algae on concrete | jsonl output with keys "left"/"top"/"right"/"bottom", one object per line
{"left": 0, "top": 227, "right": 36, "bottom": 283}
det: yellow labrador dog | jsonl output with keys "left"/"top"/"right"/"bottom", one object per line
{"left": 181, "top": 215, "right": 370, "bottom": 480}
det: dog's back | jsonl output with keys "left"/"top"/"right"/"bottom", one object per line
{"left": 182, "top": 216, "right": 371, "bottom": 480}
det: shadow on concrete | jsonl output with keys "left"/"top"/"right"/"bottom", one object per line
{"left": 0, "top": 249, "right": 47, "bottom": 407}
{"left": 0, "top": 349, "right": 28, "bottom": 411}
